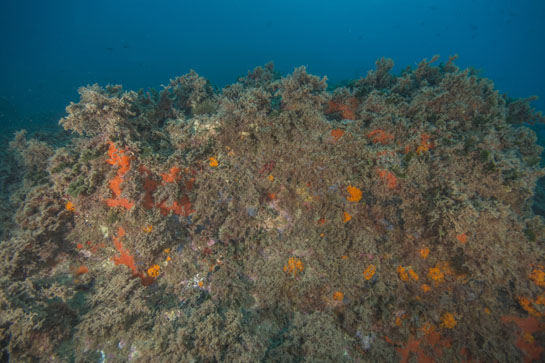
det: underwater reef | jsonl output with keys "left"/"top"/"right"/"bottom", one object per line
{"left": 1, "top": 56, "right": 545, "bottom": 362}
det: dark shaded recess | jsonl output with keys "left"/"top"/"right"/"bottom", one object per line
{"left": 533, "top": 122, "right": 545, "bottom": 216}
{"left": 0, "top": 334, "right": 9, "bottom": 362}
{"left": 533, "top": 176, "right": 545, "bottom": 217}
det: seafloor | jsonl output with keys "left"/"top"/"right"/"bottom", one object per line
{"left": 1, "top": 57, "right": 545, "bottom": 362}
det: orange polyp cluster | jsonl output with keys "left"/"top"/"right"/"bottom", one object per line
{"left": 367, "top": 129, "right": 394, "bottom": 144}
{"left": 283, "top": 257, "right": 304, "bottom": 276}
{"left": 105, "top": 141, "right": 134, "bottom": 209}
{"left": 377, "top": 169, "right": 397, "bottom": 189}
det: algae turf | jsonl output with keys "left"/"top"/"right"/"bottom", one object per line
{"left": 1, "top": 57, "right": 545, "bottom": 362}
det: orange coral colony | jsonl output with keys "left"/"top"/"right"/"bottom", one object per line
{"left": 161, "top": 166, "right": 181, "bottom": 183}
{"left": 326, "top": 97, "right": 359, "bottom": 120}
{"left": 105, "top": 141, "right": 134, "bottom": 210}
{"left": 377, "top": 169, "right": 397, "bottom": 189}
{"left": 456, "top": 232, "right": 468, "bottom": 244}
{"left": 158, "top": 196, "right": 194, "bottom": 216}
{"left": 330, "top": 128, "right": 345, "bottom": 142}
{"left": 75, "top": 265, "right": 89, "bottom": 275}
{"left": 112, "top": 226, "right": 139, "bottom": 277}
{"left": 367, "top": 129, "right": 394, "bottom": 144}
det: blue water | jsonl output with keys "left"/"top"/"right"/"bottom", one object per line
{"left": 1, "top": 0, "right": 544, "bottom": 125}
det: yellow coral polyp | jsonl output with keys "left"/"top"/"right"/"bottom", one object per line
{"left": 530, "top": 268, "right": 545, "bottom": 287}
{"left": 518, "top": 296, "right": 544, "bottom": 317}
{"left": 428, "top": 267, "right": 445, "bottom": 283}
{"left": 524, "top": 332, "right": 535, "bottom": 344}
{"left": 147, "top": 264, "right": 161, "bottom": 278}
{"left": 397, "top": 266, "right": 409, "bottom": 281}
{"left": 333, "top": 291, "right": 344, "bottom": 301}
{"left": 421, "top": 284, "right": 431, "bottom": 292}
{"left": 408, "top": 268, "right": 419, "bottom": 281}
{"left": 283, "top": 257, "right": 304, "bottom": 276}
{"left": 440, "top": 312, "right": 457, "bottom": 329}
{"left": 346, "top": 185, "right": 362, "bottom": 202}
{"left": 343, "top": 211, "right": 352, "bottom": 223}
{"left": 420, "top": 247, "right": 430, "bottom": 259}
{"left": 397, "top": 266, "right": 418, "bottom": 282}
{"left": 535, "top": 295, "right": 545, "bottom": 305}
{"left": 416, "top": 144, "right": 429, "bottom": 154}
{"left": 65, "top": 201, "right": 75, "bottom": 211}
{"left": 209, "top": 156, "right": 219, "bottom": 167}
{"left": 363, "top": 264, "right": 376, "bottom": 280}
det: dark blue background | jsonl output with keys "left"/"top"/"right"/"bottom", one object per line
{"left": 1, "top": 0, "right": 544, "bottom": 126}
